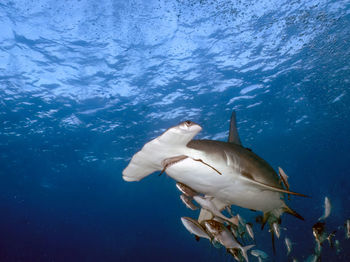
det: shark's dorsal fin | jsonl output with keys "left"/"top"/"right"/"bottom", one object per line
{"left": 228, "top": 111, "right": 242, "bottom": 145}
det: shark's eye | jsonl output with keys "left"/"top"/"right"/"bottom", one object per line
{"left": 184, "top": 120, "right": 192, "bottom": 126}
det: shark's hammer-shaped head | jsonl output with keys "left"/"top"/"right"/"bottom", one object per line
{"left": 122, "top": 120, "right": 202, "bottom": 182}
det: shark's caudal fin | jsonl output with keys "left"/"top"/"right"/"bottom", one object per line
{"left": 122, "top": 121, "right": 202, "bottom": 182}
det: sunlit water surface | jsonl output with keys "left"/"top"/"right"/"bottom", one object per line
{"left": 0, "top": 0, "right": 350, "bottom": 261}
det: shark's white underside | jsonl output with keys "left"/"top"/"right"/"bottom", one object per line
{"left": 165, "top": 156, "right": 284, "bottom": 212}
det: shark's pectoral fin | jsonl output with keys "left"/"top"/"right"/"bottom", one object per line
{"left": 241, "top": 171, "right": 310, "bottom": 198}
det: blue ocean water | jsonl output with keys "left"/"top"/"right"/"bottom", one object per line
{"left": 1, "top": 0, "right": 350, "bottom": 261}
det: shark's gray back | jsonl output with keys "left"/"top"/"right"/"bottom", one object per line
{"left": 187, "top": 139, "right": 281, "bottom": 188}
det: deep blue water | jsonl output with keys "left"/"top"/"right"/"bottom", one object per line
{"left": 1, "top": 0, "right": 350, "bottom": 261}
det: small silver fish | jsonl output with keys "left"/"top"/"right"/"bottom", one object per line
{"left": 245, "top": 223, "right": 254, "bottom": 240}
{"left": 253, "top": 256, "right": 262, "bottom": 262}
{"left": 229, "top": 224, "right": 239, "bottom": 238}
{"left": 305, "top": 254, "right": 319, "bottom": 262}
{"left": 318, "top": 196, "right": 331, "bottom": 221}
{"left": 278, "top": 167, "right": 290, "bottom": 199}
{"left": 203, "top": 220, "right": 254, "bottom": 262}
{"left": 314, "top": 241, "right": 322, "bottom": 256}
{"left": 181, "top": 217, "right": 210, "bottom": 240}
{"left": 272, "top": 222, "right": 281, "bottom": 238}
{"left": 250, "top": 249, "right": 268, "bottom": 261}
{"left": 345, "top": 219, "right": 350, "bottom": 239}
{"left": 312, "top": 221, "right": 325, "bottom": 243}
{"left": 180, "top": 194, "right": 198, "bottom": 210}
{"left": 203, "top": 220, "right": 238, "bottom": 249}
{"left": 285, "top": 237, "right": 292, "bottom": 255}
{"left": 335, "top": 239, "right": 341, "bottom": 255}
{"left": 326, "top": 230, "right": 336, "bottom": 247}
{"left": 176, "top": 182, "right": 197, "bottom": 197}
{"left": 237, "top": 213, "right": 246, "bottom": 225}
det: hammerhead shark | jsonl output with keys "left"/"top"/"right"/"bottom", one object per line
{"left": 123, "top": 112, "right": 308, "bottom": 250}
